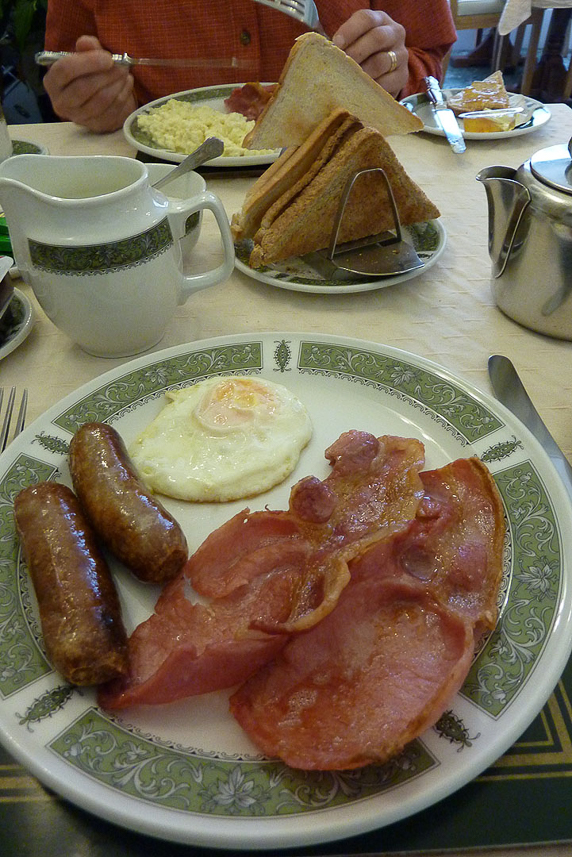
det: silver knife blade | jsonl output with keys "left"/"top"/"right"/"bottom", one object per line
{"left": 424, "top": 76, "right": 466, "bottom": 154}
{"left": 488, "top": 354, "right": 572, "bottom": 502}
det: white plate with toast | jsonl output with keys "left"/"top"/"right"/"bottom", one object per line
{"left": 401, "top": 91, "right": 551, "bottom": 141}
{"left": 1, "top": 331, "right": 571, "bottom": 849}
{"left": 123, "top": 84, "right": 280, "bottom": 167}
{"left": 234, "top": 219, "right": 446, "bottom": 294}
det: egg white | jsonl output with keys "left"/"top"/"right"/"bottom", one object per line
{"left": 129, "top": 375, "right": 313, "bottom": 502}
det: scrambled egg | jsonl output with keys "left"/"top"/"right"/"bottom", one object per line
{"left": 136, "top": 99, "right": 275, "bottom": 158}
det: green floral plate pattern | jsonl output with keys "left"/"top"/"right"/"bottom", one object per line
{"left": 235, "top": 220, "right": 446, "bottom": 294}
{"left": 123, "top": 83, "right": 280, "bottom": 167}
{"left": 0, "top": 332, "right": 571, "bottom": 850}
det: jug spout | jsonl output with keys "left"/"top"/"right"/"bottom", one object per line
{"left": 476, "top": 166, "right": 532, "bottom": 278}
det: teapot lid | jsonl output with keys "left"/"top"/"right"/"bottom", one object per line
{"left": 529, "top": 142, "right": 572, "bottom": 195}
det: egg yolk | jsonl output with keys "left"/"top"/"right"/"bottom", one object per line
{"left": 195, "top": 378, "right": 277, "bottom": 431}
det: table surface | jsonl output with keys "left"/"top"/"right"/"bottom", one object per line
{"left": 2, "top": 108, "right": 572, "bottom": 857}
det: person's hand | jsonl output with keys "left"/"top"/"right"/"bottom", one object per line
{"left": 332, "top": 10, "right": 409, "bottom": 98}
{"left": 43, "top": 35, "right": 137, "bottom": 133}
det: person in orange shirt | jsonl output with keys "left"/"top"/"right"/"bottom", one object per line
{"left": 43, "top": 0, "right": 456, "bottom": 133}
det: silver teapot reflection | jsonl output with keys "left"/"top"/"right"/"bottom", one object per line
{"left": 477, "top": 138, "right": 572, "bottom": 341}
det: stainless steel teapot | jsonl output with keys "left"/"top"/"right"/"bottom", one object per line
{"left": 477, "top": 139, "right": 572, "bottom": 340}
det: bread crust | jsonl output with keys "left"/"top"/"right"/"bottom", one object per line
{"left": 246, "top": 124, "right": 440, "bottom": 267}
{"left": 244, "top": 33, "right": 422, "bottom": 150}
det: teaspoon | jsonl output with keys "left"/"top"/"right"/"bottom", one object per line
{"left": 151, "top": 137, "right": 224, "bottom": 190}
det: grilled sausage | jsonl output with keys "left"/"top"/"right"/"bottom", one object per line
{"left": 14, "top": 482, "right": 129, "bottom": 686}
{"left": 69, "top": 422, "right": 188, "bottom": 584}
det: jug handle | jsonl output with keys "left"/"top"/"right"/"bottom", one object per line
{"left": 167, "top": 191, "right": 235, "bottom": 299}
{"left": 476, "top": 166, "right": 531, "bottom": 279}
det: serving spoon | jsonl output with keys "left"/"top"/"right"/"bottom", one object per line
{"left": 151, "top": 137, "right": 225, "bottom": 190}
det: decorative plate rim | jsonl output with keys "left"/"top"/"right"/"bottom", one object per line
{"left": 234, "top": 220, "right": 446, "bottom": 294}
{"left": 0, "top": 331, "right": 571, "bottom": 850}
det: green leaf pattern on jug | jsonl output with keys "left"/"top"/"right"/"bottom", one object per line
{"left": 29, "top": 219, "right": 173, "bottom": 275}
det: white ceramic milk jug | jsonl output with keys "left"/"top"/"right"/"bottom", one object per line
{"left": 0, "top": 154, "right": 235, "bottom": 357}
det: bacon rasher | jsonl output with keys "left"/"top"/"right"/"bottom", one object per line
{"left": 98, "top": 432, "right": 426, "bottom": 710}
{"left": 229, "top": 458, "right": 505, "bottom": 770}
{"left": 223, "top": 82, "right": 277, "bottom": 121}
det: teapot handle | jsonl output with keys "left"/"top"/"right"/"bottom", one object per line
{"left": 166, "top": 191, "right": 234, "bottom": 299}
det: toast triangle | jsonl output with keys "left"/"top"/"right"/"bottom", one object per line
{"left": 244, "top": 32, "right": 422, "bottom": 150}
{"left": 248, "top": 126, "right": 440, "bottom": 267}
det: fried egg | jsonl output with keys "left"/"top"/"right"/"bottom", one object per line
{"left": 129, "top": 376, "right": 313, "bottom": 502}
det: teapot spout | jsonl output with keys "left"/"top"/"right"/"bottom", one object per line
{"left": 476, "top": 166, "right": 531, "bottom": 278}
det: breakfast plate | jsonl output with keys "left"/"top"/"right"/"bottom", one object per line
{"left": 0, "top": 288, "right": 34, "bottom": 359}
{"left": 235, "top": 220, "right": 446, "bottom": 294}
{"left": 0, "top": 331, "right": 571, "bottom": 849}
{"left": 123, "top": 84, "right": 279, "bottom": 167}
{"left": 401, "top": 91, "right": 551, "bottom": 140}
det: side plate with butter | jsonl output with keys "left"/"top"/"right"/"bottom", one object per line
{"left": 400, "top": 91, "right": 550, "bottom": 141}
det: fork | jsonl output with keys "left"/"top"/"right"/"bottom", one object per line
{"left": 252, "top": 0, "right": 328, "bottom": 36}
{"left": 0, "top": 387, "right": 28, "bottom": 452}
{"left": 36, "top": 51, "right": 246, "bottom": 69}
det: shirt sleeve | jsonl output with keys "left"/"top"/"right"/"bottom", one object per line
{"left": 44, "top": 0, "right": 98, "bottom": 50}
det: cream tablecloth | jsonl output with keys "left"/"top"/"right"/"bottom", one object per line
{"left": 499, "top": 0, "right": 572, "bottom": 35}
{"left": 4, "top": 110, "right": 572, "bottom": 471}
{"left": 2, "top": 109, "right": 572, "bottom": 856}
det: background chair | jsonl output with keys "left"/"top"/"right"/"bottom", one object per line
{"left": 444, "top": 0, "right": 512, "bottom": 78}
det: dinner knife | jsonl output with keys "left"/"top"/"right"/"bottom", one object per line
{"left": 488, "top": 354, "right": 572, "bottom": 502}
{"left": 424, "top": 76, "right": 466, "bottom": 154}
{"left": 35, "top": 51, "right": 246, "bottom": 69}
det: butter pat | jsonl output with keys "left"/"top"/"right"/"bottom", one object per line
{"left": 459, "top": 108, "right": 522, "bottom": 133}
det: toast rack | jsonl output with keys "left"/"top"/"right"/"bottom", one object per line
{"left": 303, "top": 167, "right": 424, "bottom": 280}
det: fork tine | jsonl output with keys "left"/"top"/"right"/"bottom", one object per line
{"left": 13, "top": 389, "right": 28, "bottom": 436}
{"left": 0, "top": 387, "right": 16, "bottom": 452}
{"left": 0, "top": 387, "right": 27, "bottom": 452}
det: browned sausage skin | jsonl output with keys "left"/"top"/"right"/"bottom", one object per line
{"left": 14, "top": 482, "right": 129, "bottom": 686}
{"left": 69, "top": 422, "right": 188, "bottom": 584}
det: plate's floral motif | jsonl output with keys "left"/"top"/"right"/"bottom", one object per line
{"left": 50, "top": 709, "right": 437, "bottom": 816}
{"left": 0, "top": 335, "right": 568, "bottom": 843}
{"left": 53, "top": 343, "right": 264, "bottom": 434}
{"left": 298, "top": 341, "right": 502, "bottom": 443}
{"left": 0, "top": 455, "right": 57, "bottom": 697}
{"left": 234, "top": 221, "right": 441, "bottom": 288}
{"left": 464, "top": 462, "right": 562, "bottom": 716}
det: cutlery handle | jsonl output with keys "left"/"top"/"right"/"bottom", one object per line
{"left": 35, "top": 50, "right": 131, "bottom": 67}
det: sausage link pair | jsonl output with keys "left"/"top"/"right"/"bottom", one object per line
{"left": 14, "top": 482, "right": 129, "bottom": 686}
{"left": 69, "top": 423, "right": 188, "bottom": 584}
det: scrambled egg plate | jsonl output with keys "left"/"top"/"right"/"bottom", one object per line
{"left": 136, "top": 100, "right": 276, "bottom": 158}
{"left": 129, "top": 376, "right": 313, "bottom": 502}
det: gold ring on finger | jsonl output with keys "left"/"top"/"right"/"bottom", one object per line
{"left": 387, "top": 50, "right": 398, "bottom": 73}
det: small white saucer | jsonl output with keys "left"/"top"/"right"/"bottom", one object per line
{"left": 11, "top": 140, "right": 49, "bottom": 156}
{"left": 0, "top": 288, "right": 34, "bottom": 359}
